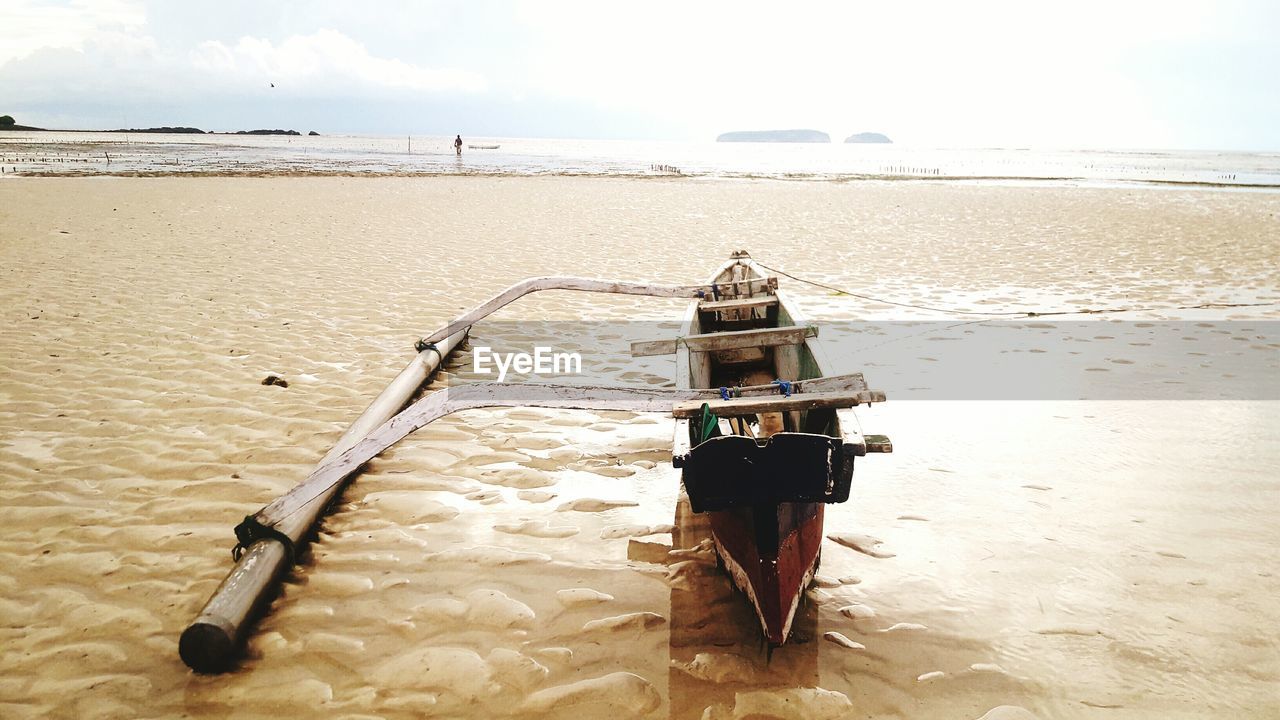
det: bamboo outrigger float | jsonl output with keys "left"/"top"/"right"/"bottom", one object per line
{"left": 180, "top": 250, "right": 890, "bottom": 673}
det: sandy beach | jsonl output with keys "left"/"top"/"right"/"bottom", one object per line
{"left": 1, "top": 176, "right": 1278, "bottom": 719}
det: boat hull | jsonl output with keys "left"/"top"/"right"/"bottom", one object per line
{"left": 708, "top": 502, "right": 824, "bottom": 644}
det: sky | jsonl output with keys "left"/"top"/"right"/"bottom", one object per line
{"left": 1, "top": 0, "right": 1277, "bottom": 150}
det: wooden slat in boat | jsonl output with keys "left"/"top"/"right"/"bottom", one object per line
{"left": 631, "top": 325, "right": 817, "bottom": 357}
{"left": 697, "top": 295, "right": 779, "bottom": 313}
{"left": 672, "top": 389, "right": 885, "bottom": 418}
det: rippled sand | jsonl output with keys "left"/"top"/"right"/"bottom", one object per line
{"left": 1, "top": 177, "right": 1278, "bottom": 719}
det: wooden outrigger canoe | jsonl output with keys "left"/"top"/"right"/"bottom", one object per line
{"left": 655, "top": 251, "right": 892, "bottom": 644}
{"left": 180, "top": 250, "right": 889, "bottom": 672}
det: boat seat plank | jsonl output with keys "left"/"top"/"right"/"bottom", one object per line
{"left": 632, "top": 325, "right": 818, "bottom": 357}
{"left": 671, "top": 389, "right": 886, "bottom": 418}
{"left": 698, "top": 296, "right": 779, "bottom": 312}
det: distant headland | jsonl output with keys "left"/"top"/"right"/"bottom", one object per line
{"left": 109, "top": 127, "right": 308, "bottom": 136}
{"left": 0, "top": 117, "right": 316, "bottom": 136}
{"left": 717, "top": 129, "right": 831, "bottom": 143}
{"left": 845, "top": 132, "right": 892, "bottom": 144}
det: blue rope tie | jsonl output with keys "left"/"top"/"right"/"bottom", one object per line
{"left": 719, "top": 386, "right": 731, "bottom": 401}
{"left": 772, "top": 379, "right": 793, "bottom": 397}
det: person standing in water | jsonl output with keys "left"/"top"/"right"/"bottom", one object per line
{"left": 454, "top": 134, "right": 463, "bottom": 156}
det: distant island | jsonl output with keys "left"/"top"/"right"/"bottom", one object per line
{"left": 108, "top": 126, "right": 204, "bottom": 134}
{"left": 844, "top": 132, "right": 892, "bottom": 144}
{"left": 717, "top": 129, "right": 831, "bottom": 143}
{"left": 227, "top": 129, "right": 302, "bottom": 136}
{"left": 0, "top": 114, "right": 42, "bottom": 131}
{"left": 0, "top": 116, "right": 310, "bottom": 136}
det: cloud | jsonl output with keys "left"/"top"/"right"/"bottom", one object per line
{"left": 1, "top": 17, "right": 488, "bottom": 128}
{"left": 0, "top": 0, "right": 147, "bottom": 65}
{"left": 188, "top": 29, "right": 487, "bottom": 96}
{"left": 2, "top": 0, "right": 1276, "bottom": 146}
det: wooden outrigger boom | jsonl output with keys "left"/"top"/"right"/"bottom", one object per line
{"left": 179, "top": 255, "right": 887, "bottom": 673}
{"left": 179, "top": 327, "right": 468, "bottom": 673}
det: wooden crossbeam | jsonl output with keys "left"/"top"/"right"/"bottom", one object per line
{"left": 671, "top": 389, "right": 886, "bottom": 418}
{"left": 698, "top": 295, "right": 779, "bottom": 313}
{"left": 250, "top": 372, "right": 877, "bottom": 528}
{"left": 632, "top": 325, "right": 817, "bottom": 357}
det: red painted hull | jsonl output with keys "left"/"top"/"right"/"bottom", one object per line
{"left": 708, "top": 502, "right": 825, "bottom": 645}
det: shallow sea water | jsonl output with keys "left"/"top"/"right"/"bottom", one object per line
{"left": 3, "top": 131, "right": 1280, "bottom": 187}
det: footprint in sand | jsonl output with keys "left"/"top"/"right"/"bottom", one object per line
{"left": 305, "top": 572, "right": 374, "bottom": 597}
{"left": 557, "top": 498, "right": 640, "bottom": 512}
{"left": 520, "top": 672, "right": 660, "bottom": 716}
{"left": 709, "top": 688, "right": 853, "bottom": 720}
{"left": 424, "top": 545, "right": 551, "bottom": 567}
{"left": 478, "top": 465, "right": 556, "bottom": 489}
{"left": 880, "top": 622, "right": 928, "bottom": 632}
{"left": 487, "top": 648, "right": 549, "bottom": 691}
{"left": 494, "top": 519, "right": 579, "bottom": 538}
{"left": 1034, "top": 624, "right": 1105, "bottom": 637}
{"left": 828, "top": 532, "right": 896, "bottom": 559}
{"left": 465, "top": 588, "right": 536, "bottom": 629}
{"left": 599, "top": 523, "right": 674, "bottom": 540}
{"left": 535, "top": 647, "right": 574, "bottom": 664}
{"left": 517, "top": 490, "right": 557, "bottom": 503}
{"left": 303, "top": 633, "right": 364, "bottom": 655}
{"left": 372, "top": 647, "right": 497, "bottom": 698}
{"left": 361, "top": 492, "right": 460, "bottom": 524}
{"left": 838, "top": 603, "right": 876, "bottom": 620}
{"left": 556, "top": 588, "right": 615, "bottom": 607}
{"left": 583, "top": 465, "right": 636, "bottom": 478}
{"left": 975, "top": 706, "right": 1042, "bottom": 720}
{"left": 823, "top": 631, "right": 865, "bottom": 650}
{"left": 465, "top": 489, "right": 503, "bottom": 504}
{"left": 410, "top": 597, "right": 468, "bottom": 622}
{"left": 581, "top": 612, "right": 666, "bottom": 632}
{"left": 670, "top": 652, "right": 763, "bottom": 683}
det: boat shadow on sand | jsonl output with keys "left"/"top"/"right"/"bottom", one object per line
{"left": 647, "top": 495, "right": 1046, "bottom": 719}
{"left": 638, "top": 495, "right": 821, "bottom": 717}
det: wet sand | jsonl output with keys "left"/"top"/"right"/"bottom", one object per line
{"left": 1, "top": 176, "right": 1278, "bottom": 719}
